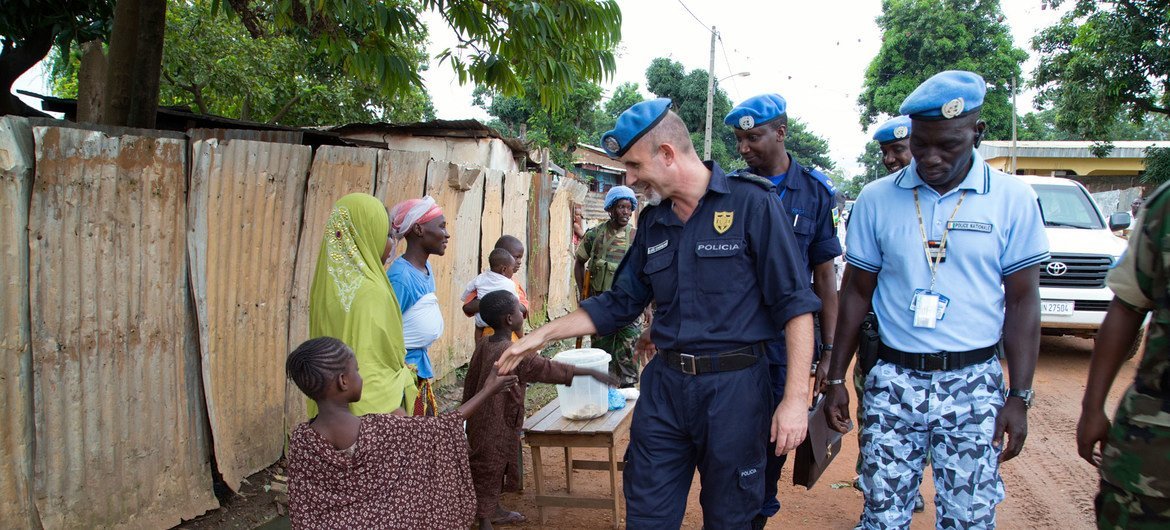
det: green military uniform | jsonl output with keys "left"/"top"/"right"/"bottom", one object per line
{"left": 1098, "top": 181, "right": 1170, "bottom": 529}
{"left": 576, "top": 222, "right": 641, "bottom": 387}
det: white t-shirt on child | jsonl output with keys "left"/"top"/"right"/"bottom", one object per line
{"left": 460, "top": 270, "right": 517, "bottom": 328}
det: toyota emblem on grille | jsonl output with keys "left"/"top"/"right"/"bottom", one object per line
{"left": 1047, "top": 261, "right": 1068, "bottom": 276}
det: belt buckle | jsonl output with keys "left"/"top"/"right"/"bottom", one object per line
{"left": 678, "top": 353, "right": 698, "bottom": 375}
{"left": 923, "top": 352, "right": 949, "bottom": 371}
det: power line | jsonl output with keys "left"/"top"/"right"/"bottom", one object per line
{"left": 675, "top": 0, "right": 712, "bottom": 32}
{"left": 717, "top": 34, "right": 742, "bottom": 100}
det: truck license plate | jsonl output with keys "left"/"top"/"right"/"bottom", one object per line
{"left": 1041, "top": 300, "right": 1074, "bottom": 316}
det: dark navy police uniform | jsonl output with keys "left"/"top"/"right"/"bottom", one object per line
{"left": 580, "top": 162, "right": 821, "bottom": 529}
{"left": 726, "top": 93, "right": 842, "bottom": 520}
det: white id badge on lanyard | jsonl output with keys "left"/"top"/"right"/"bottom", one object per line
{"left": 913, "top": 292, "right": 940, "bottom": 329}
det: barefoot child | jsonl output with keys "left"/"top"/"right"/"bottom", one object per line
{"left": 463, "top": 291, "right": 618, "bottom": 529}
{"left": 286, "top": 336, "right": 518, "bottom": 530}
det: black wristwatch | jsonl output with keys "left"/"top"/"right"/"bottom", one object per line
{"left": 821, "top": 343, "right": 834, "bottom": 351}
{"left": 1008, "top": 389, "right": 1034, "bottom": 409}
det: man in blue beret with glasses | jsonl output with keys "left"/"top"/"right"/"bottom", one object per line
{"left": 496, "top": 98, "right": 821, "bottom": 529}
{"left": 724, "top": 93, "right": 842, "bottom": 528}
{"left": 823, "top": 70, "right": 1048, "bottom": 529}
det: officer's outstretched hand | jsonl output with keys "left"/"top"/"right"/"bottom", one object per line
{"left": 496, "top": 330, "right": 545, "bottom": 375}
{"left": 771, "top": 398, "right": 808, "bottom": 456}
{"left": 993, "top": 398, "right": 1028, "bottom": 462}
{"left": 824, "top": 383, "right": 852, "bottom": 434}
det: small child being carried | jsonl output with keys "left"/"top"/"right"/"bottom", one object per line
{"left": 285, "top": 336, "right": 518, "bottom": 530}
{"left": 461, "top": 248, "right": 524, "bottom": 333}
{"left": 463, "top": 290, "right": 618, "bottom": 529}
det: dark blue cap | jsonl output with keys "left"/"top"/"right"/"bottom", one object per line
{"left": 725, "top": 94, "right": 787, "bottom": 130}
{"left": 900, "top": 70, "right": 986, "bottom": 120}
{"left": 601, "top": 98, "right": 673, "bottom": 157}
{"left": 872, "top": 116, "right": 912, "bottom": 145}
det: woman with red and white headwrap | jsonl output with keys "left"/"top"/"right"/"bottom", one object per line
{"left": 387, "top": 196, "right": 450, "bottom": 416}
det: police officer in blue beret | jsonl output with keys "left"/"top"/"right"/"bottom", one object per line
{"left": 824, "top": 70, "right": 1048, "bottom": 529}
{"left": 497, "top": 98, "right": 821, "bottom": 529}
{"left": 724, "top": 93, "right": 842, "bottom": 528}
{"left": 873, "top": 115, "right": 913, "bottom": 173}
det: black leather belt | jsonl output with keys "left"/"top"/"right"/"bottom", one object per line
{"left": 878, "top": 341, "right": 998, "bottom": 372}
{"left": 660, "top": 343, "right": 763, "bottom": 375}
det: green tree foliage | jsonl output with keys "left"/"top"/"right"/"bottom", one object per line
{"left": 644, "top": 57, "right": 834, "bottom": 172}
{"left": 223, "top": 0, "right": 622, "bottom": 111}
{"left": 49, "top": 0, "right": 434, "bottom": 125}
{"left": 474, "top": 77, "right": 604, "bottom": 167}
{"left": 1017, "top": 109, "right": 1170, "bottom": 142}
{"left": 584, "top": 81, "right": 645, "bottom": 143}
{"left": 0, "top": 0, "right": 112, "bottom": 115}
{"left": 1033, "top": 0, "right": 1170, "bottom": 139}
{"left": 858, "top": 0, "right": 1025, "bottom": 139}
{"left": 1143, "top": 147, "right": 1170, "bottom": 186}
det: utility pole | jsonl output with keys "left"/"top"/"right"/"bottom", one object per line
{"left": 704, "top": 26, "right": 716, "bottom": 160}
{"left": 1010, "top": 75, "right": 1018, "bottom": 174}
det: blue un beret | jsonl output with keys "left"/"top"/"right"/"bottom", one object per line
{"left": 601, "top": 98, "right": 673, "bottom": 157}
{"left": 725, "top": 94, "right": 787, "bottom": 131}
{"left": 872, "top": 116, "right": 912, "bottom": 145}
{"left": 899, "top": 70, "right": 986, "bottom": 121}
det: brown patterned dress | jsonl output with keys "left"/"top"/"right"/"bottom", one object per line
{"left": 463, "top": 337, "right": 576, "bottom": 518}
{"left": 287, "top": 412, "right": 475, "bottom": 529}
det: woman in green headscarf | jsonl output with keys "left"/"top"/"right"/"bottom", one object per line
{"left": 308, "top": 193, "right": 417, "bottom": 416}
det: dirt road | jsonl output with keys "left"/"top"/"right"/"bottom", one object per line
{"left": 503, "top": 335, "right": 1136, "bottom": 529}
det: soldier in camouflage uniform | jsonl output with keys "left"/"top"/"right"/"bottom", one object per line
{"left": 1078, "top": 180, "right": 1170, "bottom": 529}
{"left": 575, "top": 185, "right": 643, "bottom": 387}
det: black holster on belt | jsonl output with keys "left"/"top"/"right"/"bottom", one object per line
{"left": 858, "top": 312, "right": 880, "bottom": 377}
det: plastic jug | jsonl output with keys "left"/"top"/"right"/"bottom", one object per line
{"left": 551, "top": 348, "right": 612, "bottom": 420}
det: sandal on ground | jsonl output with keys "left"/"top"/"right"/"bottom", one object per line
{"left": 490, "top": 511, "right": 527, "bottom": 525}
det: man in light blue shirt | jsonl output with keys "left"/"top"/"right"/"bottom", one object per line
{"left": 823, "top": 70, "right": 1048, "bottom": 529}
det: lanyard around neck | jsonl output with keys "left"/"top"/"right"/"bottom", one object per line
{"left": 913, "top": 188, "right": 968, "bottom": 291}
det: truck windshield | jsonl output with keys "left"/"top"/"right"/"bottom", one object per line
{"left": 1032, "top": 183, "right": 1104, "bottom": 229}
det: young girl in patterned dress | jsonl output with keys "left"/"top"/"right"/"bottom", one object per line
{"left": 285, "top": 336, "right": 518, "bottom": 529}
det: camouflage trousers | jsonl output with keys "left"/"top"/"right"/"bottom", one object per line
{"left": 857, "top": 357, "right": 1005, "bottom": 529}
{"left": 1097, "top": 479, "right": 1170, "bottom": 529}
{"left": 592, "top": 321, "right": 642, "bottom": 387}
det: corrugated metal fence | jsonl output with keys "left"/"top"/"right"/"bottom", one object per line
{"left": 0, "top": 118, "right": 555, "bottom": 528}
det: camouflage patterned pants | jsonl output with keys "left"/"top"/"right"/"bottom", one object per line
{"left": 857, "top": 358, "right": 1005, "bottom": 529}
{"left": 1096, "top": 480, "right": 1170, "bottom": 529}
{"left": 592, "top": 321, "right": 642, "bottom": 387}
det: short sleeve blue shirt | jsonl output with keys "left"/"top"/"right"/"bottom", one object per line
{"left": 750, "top": 155, "right": 842, "bottom": 270}
{"left": 580, "top": 162, "right": 822, "bottom": 353}
{"left": 845, "top": 149, "right": 1049, "bottom": 353}
{"left": 387, "top": 257, "right": 436, "bottom": 379}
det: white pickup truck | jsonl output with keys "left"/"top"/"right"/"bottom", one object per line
{"left": 1016, "top": 175, "right": 1134, "bottom": 340}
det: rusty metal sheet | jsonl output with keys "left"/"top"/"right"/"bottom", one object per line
{"left": 546, "top": 178, "right": 589, "bottom": 320}
{"left": 29, "top": 125, "right": 216, "bottom": 528}
{"left": 0, "top": 117, "right": 36, "bottom": 529}
{"left": 480, "top": 169, "right": 504, "bottom": 271}
{"left": 285, "top": 146, "right": 378, "bottom": 429}
{"left": 188, "top": 138, "right": 311, "bottom": 492}
{"left": 502, "top": 171, "right": 532, "bottom": 295}
{"left": 527, "top": 170, "right": 553, "bottom": 320}
{"left": 374, "top": 149, "right": 430, "bottom": 213}
{"left": 426, "top": 161, "right": 484, "bottom": 379}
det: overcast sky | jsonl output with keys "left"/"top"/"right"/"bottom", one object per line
{"left": 15, "top": 0, "right": 1067, "bottom": 175}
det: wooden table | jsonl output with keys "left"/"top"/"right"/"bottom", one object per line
{"left": 522, "top": 398, "right": 636, "bottom": 528}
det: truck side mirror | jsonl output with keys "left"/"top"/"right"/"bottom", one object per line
{"left": 1109, "top": 212, "right": 1132, "bottom": 231}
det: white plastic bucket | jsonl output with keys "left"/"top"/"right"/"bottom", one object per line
{"left": 551, "top": 348, "right": 611, "bottom": 420}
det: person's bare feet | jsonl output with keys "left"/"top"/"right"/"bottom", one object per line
{"left": 490, "top": 506, "right": 527, "bottom": 525}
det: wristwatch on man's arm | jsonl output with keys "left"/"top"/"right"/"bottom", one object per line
{"left": 1007, "top": 388, "right": 1034, "bottom": 409}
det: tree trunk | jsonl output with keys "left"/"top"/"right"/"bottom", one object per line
{"left": 0, "top": 33, "right": 55, "bottom": 117}
{"left": 103, "top": 0, "right": 141, "bottom": 126}
{"left": 76, "top": 41, "right": 108, "bottom": 124}
{"left": 128, "top": 0, "right": 166, "bottom": 128}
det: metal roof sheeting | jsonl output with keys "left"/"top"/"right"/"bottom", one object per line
{"left": 188, "top": 138, "right": 311, "bottom": 492}
{"left": 0, "top": 116, "right": 37, "bottom": 529}
{"left": 28, "top": 125, "right": 217, "bottom": 528}
{"left": 980, "top": 140, "right": 1170, "bottom": 160}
